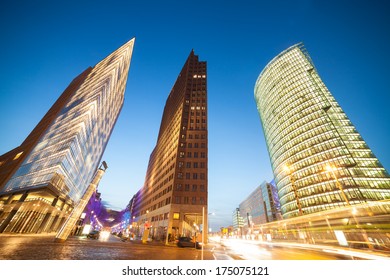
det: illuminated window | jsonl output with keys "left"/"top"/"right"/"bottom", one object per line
{"left": 173, "top": 212, "right": 180, "bottom": 219}
{"left": 13, "top": 152, "right": 23, "bottom": 160}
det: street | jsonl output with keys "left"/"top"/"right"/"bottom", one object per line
{"left": 0, "top": 234, "right": 369, "bottom": 260}
{"left": 1, "top": 234, "right": 388, "bottom": 280}
{"left": 0, "top": 234, "right": 213, "bottom": 260}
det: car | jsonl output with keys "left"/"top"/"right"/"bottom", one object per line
{"left": 87, "top": 230, "right": 100, "bottom": 239}
{"left": 177, "top": 237, "right": 202, "bottom": 249}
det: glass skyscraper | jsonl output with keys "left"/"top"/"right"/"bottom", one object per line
{"left": 0, "top": 39, "right": 135, "bottom": 233}
{"left": 254, "top": 43, "right": 390, "bottom": 219}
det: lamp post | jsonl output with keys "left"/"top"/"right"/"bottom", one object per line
{"left": 202, "top": 207, "right": 205, "bottom": 260}
{"left": 188, "top": 208, "right": 211, "bottom": 260}
{"left": 283, "top": 165, "right": 303, "bottom": 216}
{"left": 325, "top": 164, "right": 350, "bottom": 206}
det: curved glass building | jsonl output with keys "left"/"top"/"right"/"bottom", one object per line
{"left": 254, "top": 43, "right": 390, "bottom": 219}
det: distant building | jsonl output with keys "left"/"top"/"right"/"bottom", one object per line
{"left": 260, "top": 180, "right": 281, "bottom": 222}
{"left": 220, "top": 225, "right": 234, "bottom": 237}
{"left": 239, "top": 185, "right": 267, "bottom": 230}
{"left": 232, "top": 207, "right": 244, "bottom": 234}
{"left": 0, "top": 39, "right": 135, "bottom": 233}
{"left": 254, "top": 43, "right": 390, "bottom": 219}
{"left": 235, "top": 180, "right": 281, "bottom": 235}
{"left": 132, "top": 51, "right": 208, "bottom": 241}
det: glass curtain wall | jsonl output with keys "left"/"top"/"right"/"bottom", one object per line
{"left": 254, "top": 43, "right": 390, "bottom": 219}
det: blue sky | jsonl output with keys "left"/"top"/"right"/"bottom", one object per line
{"left": 0, "top": 0, "right": 389, "bottom": 230}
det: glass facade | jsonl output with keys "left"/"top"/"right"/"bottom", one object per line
{"left": 237, "top": 180, "right": 280, "bottom": 233}
{"left": 4, "top": 39, "right": 134, "bottom": 201}
{"left": 239, "top": 184, "right": 267, "bottom": 229}
{"left": 254, "top": 43, "right": 390, "bottom": 219}
{"left": 0, "top": 39, "right": 134, "bottom": 233}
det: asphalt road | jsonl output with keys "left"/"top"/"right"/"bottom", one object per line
{"left": 0, "top": 234, "right": 354, "bottom": 260}
{"left": 0, "top": 234, "right": 215, "bottom": 260}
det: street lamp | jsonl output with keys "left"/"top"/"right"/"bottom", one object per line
{"left": 100, "top": 161, "right": 108, "bottom": 171}
{"left": 283, "top": 165, "right": 304, "bottom": 216}
{"left": 325, "top": 164, "right": 350, "bottom": 206}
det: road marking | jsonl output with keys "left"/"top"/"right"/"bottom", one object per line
{"left": 213, "top": 253, "right": 234, "bottom": 260}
